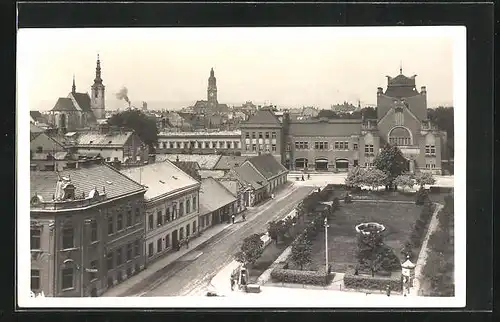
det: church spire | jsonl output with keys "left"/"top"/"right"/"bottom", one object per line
{"left": 72, "top": 74, "right": 76, "bottom": 93}
{"left": 94, "top": 53, "right": 102, "bottom": 84}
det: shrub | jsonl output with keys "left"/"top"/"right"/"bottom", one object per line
{"left": 343, "top": 269, "right": 402, "bottom": 292}
{"left": 344, "top": 193, "right": 353, "bottom": 204}
{"left": 415, "top": 187, "right": 429, "bottom": 205}
{"left": 270, "top": 264, "right": 334, "bottom": 286}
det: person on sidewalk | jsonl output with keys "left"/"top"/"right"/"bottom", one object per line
{"left": 230, "top": 276, "right": 235, "bottom": 291}
{"left": 186, "top": 236, "right": 190, "bottom": 249}
{"left": 242, "top": 213, "right": 246, "bottom": 221}
{"left": 231, "top": 214, "right": 235, "bottom": 224}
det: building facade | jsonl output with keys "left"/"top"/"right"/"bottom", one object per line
{"left": 30, "top": 164, "right": 146, "bottom": 297}
{"left": 120, "top": 161, "right": 201, "bottom": 261}
{"left": 198, "top": 177, "right": 238, "bottom": 230}
{"left": 239, "top": 68, "right": 447, "bottom": 174}
{"left": 157, "top": 130, "right": 241, "bottom": 155}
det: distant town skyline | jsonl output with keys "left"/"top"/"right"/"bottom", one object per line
{"left": 18, "top": 27, "right": 458, "bottom": 112}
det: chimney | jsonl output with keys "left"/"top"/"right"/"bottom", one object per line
{"left": 377, "top": 87, "right": 383, "bottom": 95}
{"left": 420, "top": 86, "right": 427, "bottom": 95}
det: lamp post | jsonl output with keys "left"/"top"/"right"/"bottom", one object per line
{"left": 324, "top": 217, "right": 329, "bottom": 274}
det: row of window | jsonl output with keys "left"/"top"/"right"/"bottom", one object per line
{"left": 425, "top": 164, "right": 437, "bottom": 169}
{"left": 294, "top": 141, "right": 358, "bottom": 151}
{"left": 244, "top": 131, "right": 277, "bottom": 139}
{"left": 389, "top": 137, "right": 412, "bottom": 146}
{"left": 364, "top": 144, "right": 374, "bottom": 153}
{"left": 425, "top": 145, "right": 436, "bottom": 155}
{"left": 107, "top": 240, "right": 141, "bottom": 270}
{"left": 148, "top": 196, "right": 197, "bottom": 231}
{"left": 160, "top": 140, "right": 240, "bottom": 150}
{"left": 108, "top": 208, "right": 141, "bottom": 236}
{"left": 244, "top": 144, "right": 277, "bottom": 152}
{"left": 148, "top": 221, "right": 197, "bottom": 257}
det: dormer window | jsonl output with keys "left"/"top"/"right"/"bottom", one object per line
{"left": 63, "top": 184, "right": 76, "bottom": 200}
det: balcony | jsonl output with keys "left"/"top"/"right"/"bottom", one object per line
{"left": 31, "top": 194, "right": 108, "bottom": 210}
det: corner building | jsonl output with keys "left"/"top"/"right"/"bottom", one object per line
{"left": 239, "top": 68, "right": 447, "bottom": 174}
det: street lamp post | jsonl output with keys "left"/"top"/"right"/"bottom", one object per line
{"left": 324, "top": 217, "right": 329, "bottom": 274}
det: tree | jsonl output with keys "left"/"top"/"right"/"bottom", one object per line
{"left": 394, "top": 174, "right": 415, "bottom": 192}
{"left": 373, "top": 144, "right": 407, "bottom": 190}
{"left": 234, "top": 234, "right": 264, "bottom": 268}
{"left": 345, "top": 166, "right": 366, "bottom": 189}
{"left": 290, "top": 237, "right": 312, "bottom": 270}
{"left": 361, "top": 106, "right": 377, "bottom": 119}
{"left": 414, "top": 172, "right": 436, "bottom": 188}
{"left": 362, "top": 169, "right": 388, "bottom": 191}
{"left": 267, "top": 221, "right": 280, "bottom": 244}
{"left": 107, "top": 110, "right": 158, "bottom": 151}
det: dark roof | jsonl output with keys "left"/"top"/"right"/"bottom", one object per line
{"left": 30, "top": 111, "right": 42, "bottom": 119}
{"left": 244, "top": 109, "right": 282, "bottom": 126}
{"left": 71, "top": 92, "right": 93, "bottom": 112}
{"left": 213, "top": 155, "right": 249, "bottom": 170}
{"left": 52, "top": 97, "right": 77, "bottom": 111}
{"left": 384, "top": 87, "right": 420, "bottom": 98}
{"left": 232, "top": 164, "right": 266, "bottom": 190}
{"left": 173, "top": 161, "right": 201, "bottom": 181}
{"left": 246, "top": 153, "right": 287, "bottom": 180}
{"left": 30, "top": 163, "right": 146, "bottom": 204}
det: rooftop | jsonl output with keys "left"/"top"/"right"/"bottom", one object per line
{"left": 121, "top": 161, "right": 198, "bottom": 200}
{"left": 120, "top": 160, "right": 199, "bottom": 200}
{"left": 158, "top": 130, "right": 241, "bottom": 137}
{"left": 213, "top": 155, "right": 249, "bottom": 170}
{"left": 246, "top": 153, "right": 288, "bottom": 180}
{"left": 199, "top": 177, "right": 237, "bottom": 216}
{"left": 75, "top": 131, "right": 136, "bottom": 147}
{"left": 231, "top": 164, "right": 266, "bottom": 190}
{"left": 30, "top": 164, "right": 146, "bottom": 211}
{"left": 155, "top": 154, "right": 222, "bottom": 170}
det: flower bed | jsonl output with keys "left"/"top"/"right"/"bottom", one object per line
{"left": 270, "top": 262, "right": 334, "bottom": 286}
{"left": 343, "top": 269, "right": 403, "bottom": 292}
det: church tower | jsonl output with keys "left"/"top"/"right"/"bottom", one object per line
{"left": 207, "top": 67, "right": 217, "bottom": 108}
{"left": 90, "top": 54, "right": 106, "bottom": 119}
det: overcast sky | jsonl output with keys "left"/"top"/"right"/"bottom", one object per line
{"left": 18, "top": 27, "right": 461, "bottom": 111}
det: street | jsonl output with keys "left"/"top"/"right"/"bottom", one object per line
{"left": 131, "top": 185, "right": 314, "bottom": 297}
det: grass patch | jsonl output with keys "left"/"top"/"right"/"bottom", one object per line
{"left": 287, "top": 202, "right": 422, "bottom": 273}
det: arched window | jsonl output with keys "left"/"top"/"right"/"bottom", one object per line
{"left": 388, "top": 127, "right": 412, "bottom": 146}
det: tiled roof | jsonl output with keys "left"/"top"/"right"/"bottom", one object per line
{"left": 199, "top": 177, "right": 237, "bottom": 215}
{"left": 214, "top": 155, "right": 249, "bottom": 170}
{"left": 30, "top": 163, "right": 145, "bottom": 204}
{"left": 52, "top": 97, "right": 77, "bottom": 111}
{"left": 120, "top": 160, "right": 199, "bottom": 200}
{"left": 198, "top": 170, "right": 225, "bottom": 179}
{"left": 384, "top": 87, "right": 420, "bottom": 98}
{"left": 76, "top": 131, "right": 134, "bottom": 147}
{"left": 244, "top": 109, "right": 282, "bottom": 126}
{"left": 246, "top": 153, "right": 287, "bottom": 180}
{"left": 30, "top": 111, "right": 42, "bottom": 119}
{"left": 288, "top": 120, "right": 362, "bottom": 137}
{"left": 232, "top": 164, "right": 266, "bottom": 190}
{"left": 30, "top": 123, "right": 45, "bottom": 135}
{"left": 156, "top": 154, "right": 222, "bottom": 170}
{"left": 173, "top": 161, "right": 201, "bottom": 181}
{"left": 71, "top": 92, "right": 93, "bottom": 112}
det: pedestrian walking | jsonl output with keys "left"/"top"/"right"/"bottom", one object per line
{"left": 301, "top": 175, "right": 305, "bottom": 181}
{"left": 386, "top": 285, "right": 391, "bottom": 297}
{"left": 230, "top": 276, "right": 235, "bottom": 291}
{"left": 186, "top": 236, "right": 190, "bottom": 248}
{"left": 307, "top": 174, "right": 311, "bottom": 180}
{"left": 242, "top": 213, "right": 246, "bottom": 221}
{"left": 231, "top": 214, "right": 235, "bottom": 224}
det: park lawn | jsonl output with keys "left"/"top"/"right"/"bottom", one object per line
{"left": 287, "top": 201, "right": 422, "bottom": 273}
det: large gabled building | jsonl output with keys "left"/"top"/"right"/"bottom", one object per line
{"left": 239, "top": 67, "right": 448, "bottom": 174}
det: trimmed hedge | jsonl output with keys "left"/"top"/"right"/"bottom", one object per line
{"left": 343, "top": 269, "right": 403, "bottom": 292}
{"left": 270, "top": 263, "right": 334, "bottom": 286}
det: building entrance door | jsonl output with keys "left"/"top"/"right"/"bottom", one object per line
{"left": 172, "top": 230, "right": 178, "bottom": 249}
{"left": 295, "top": 158, "right": 308, "bottom": 170}
{"left": 315, "top": 158, "right": 328, "bottom": 171}
{"left": 335, "top": 159, "right": 349, "bottom": 172}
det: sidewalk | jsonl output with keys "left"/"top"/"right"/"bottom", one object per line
{"left": 101, "top": 183, "right": 297, "bottom": 297}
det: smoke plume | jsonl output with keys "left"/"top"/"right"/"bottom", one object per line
{"left": 115, "top": 87, "right": 131, "bottom": 106}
